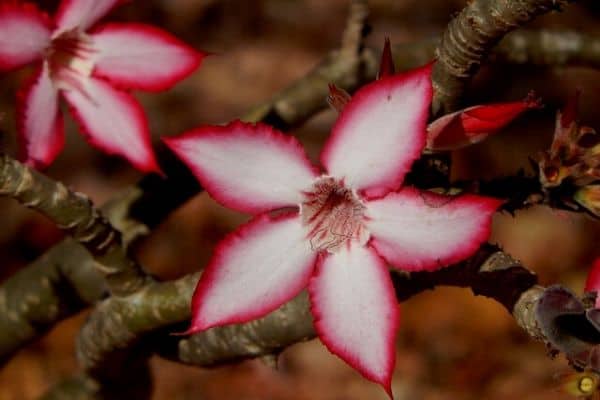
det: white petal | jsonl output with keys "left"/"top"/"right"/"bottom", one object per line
{"left": 366, "top": 188, "right": 502, "bottom": 272}
{"left": 309, "top": 245, "right": 398, "bottom": 394}
{"left": 92, "top": 23, "right": 203, "bottom": 91}
{"left": 0, "top": 3, "right": 50, "bottom": 70}
{"left": 55, "top": 0, "right": 122, "bottom": 32}
{"left": 164, "top": 121, "right": 318, "bottom": 214}
{"left": 17, "top": 64, "right": 64, "bottom": 168}
{"left": 62, "top": 76, "right": 160, "bottom": 173}
{"left": 188, "top": 213, "right": 316, "bottom": 332}
{"left": 320, "top": 64, "right": 432, "bottom": 198}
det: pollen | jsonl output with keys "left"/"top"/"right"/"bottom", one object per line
{"left": 300, "top": 177, "right": 368, "bottom": 252}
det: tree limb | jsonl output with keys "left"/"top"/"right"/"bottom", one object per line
{"left": 0, "top": 239, "right": 103, "bottom": 364}
{"left": 432, "top": 0, "right": 577, "bottom": 115}
{"left": 0, "top": 155, "right": 150, "bottom": 296}
{"left": 66, "top": 244, "right": 539, "bottom": 371}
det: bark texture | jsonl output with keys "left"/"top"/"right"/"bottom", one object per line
{"left": 432, "top": 0, "right": 576, "bottom": 114}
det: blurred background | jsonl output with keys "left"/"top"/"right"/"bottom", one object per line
{"left": 0, "top": 0, "right": 599, "bottom": 399}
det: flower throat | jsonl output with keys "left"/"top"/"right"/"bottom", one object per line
{"left": 301, "top": 177, "right": 368, "bottom": 252}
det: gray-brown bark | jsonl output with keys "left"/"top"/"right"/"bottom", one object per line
{"left": 0, "top": 156, "right": 149, "bottom": 296}
{"left": 432, "top": 0, "right": 576, "bottom": 115}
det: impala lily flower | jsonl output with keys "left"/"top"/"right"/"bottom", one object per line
{"left": 0, "top": 0, "right": 204, "bottom": 171}
{"left": 164, "top": 64, "right": 501, "bottom": 396}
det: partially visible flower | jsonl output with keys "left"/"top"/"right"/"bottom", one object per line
{"left": 165, "top": 63, "right": 501, "bottom": 396}
{"left": 0, "top": 0, "right": 204, "bottom": 172}
{"left": 585, "top": 258, "right": 600, "bottom": 309}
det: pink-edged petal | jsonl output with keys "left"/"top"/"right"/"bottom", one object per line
{"left": 55, "top": 0, "right": 126, "bottom": 32}
{"left": 91, "top": 23, "right": 204, "bottom": 92}
{"left": 61, "top": 76, "right": 160, "bottom": 173}
{"left": 16, "top": 64, "right": 64, "bottom": 169}
{"left": 320, "top": 63, "right": 432, "bottom": 198}
{"left": 187, "top": 212, "right": 317, "bottom": 333}
{"left": 366, "top": 187, "right": 502, "bottom": 272}
{"left": 0, "top": 2, "right": 51, "bottom": 71}
{"left": 309, "top": 245, "right": 398, "bottom": 396}
{"left": 585, "top": 258, "right": 600, "bottom": 309}
{"left": 163, "top": 120, "right": 319, "bottom": 214}
{"left": 426, "top": 93, "right": 542, "bottom": 151}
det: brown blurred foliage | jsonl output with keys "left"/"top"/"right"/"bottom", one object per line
{"left": 0, "top": 0, "right": 599, "bottom": 399}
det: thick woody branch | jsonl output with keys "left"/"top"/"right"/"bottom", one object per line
{"left": 167, "top": 249, "right": 600, "bottom": 372}
{"left": 50, "top": 241, "right": 598, "bottom": 399}
{"left": 0, "top": 155, "right": 149, "bottom": 296}
{"left": 155, "top": 292, "right": 315, "bottom": 367}
{"left": 0, "top": 187, "right": 150, "bottom": 364}
{"left": 167, "top": 245, "right": 534, "bottom": 366}
{"left": 76, "top": 273, "right": 198, "bottom": 378}
{"left": 432, "top": 0, "right": 576, "bottom": 115}
{"left": 0, "top": 239, "right": 103, "bottom": 364}
{"left": 74, "top": 244, "right": 535, "bottom": 372}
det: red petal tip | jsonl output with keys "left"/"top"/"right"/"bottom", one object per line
{"left": 377, "top": 37, "right": 395, "bottom": 80}
{"left": 170, "top": 327, "right": 199, "bottom": 337}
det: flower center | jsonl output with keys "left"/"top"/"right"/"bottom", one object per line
{"left": 301, "top": 177, "right": 368, "bottom": 253}
{"left": 45, "top": 29, "right": 97, "bottom": 93}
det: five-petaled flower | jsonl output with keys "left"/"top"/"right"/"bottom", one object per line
{"left": 0, "top": 0, "right": 204, "bottom": 172}
{"left": 164, "top": 63, "right": 502, "bottom": 396}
